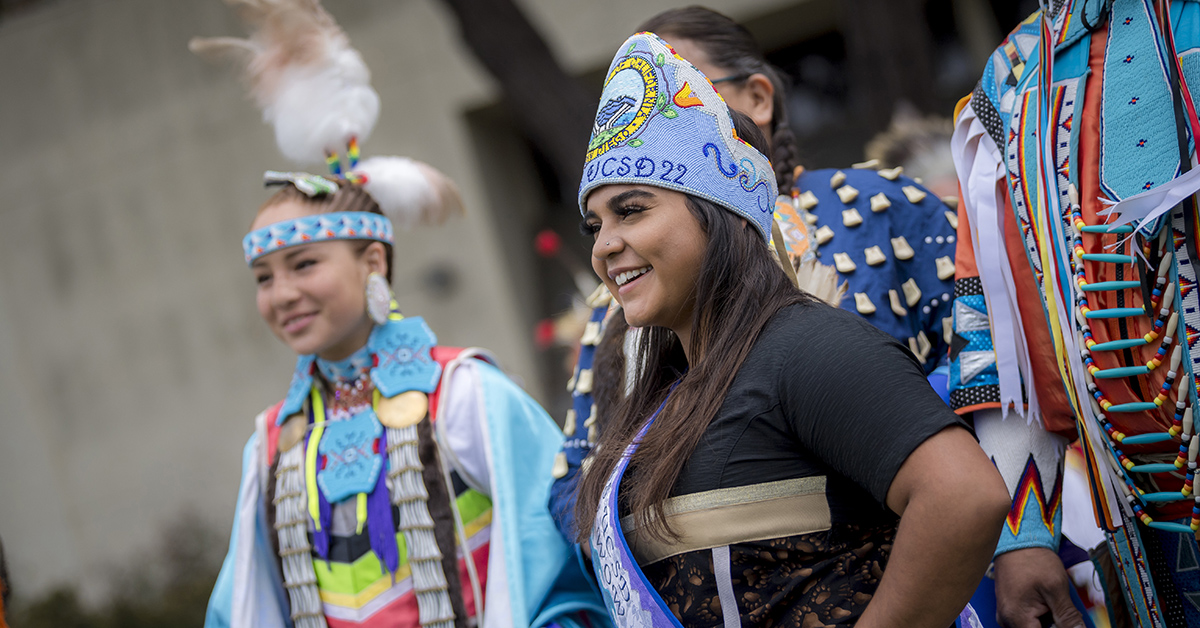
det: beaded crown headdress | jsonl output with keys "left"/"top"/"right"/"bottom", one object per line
{"left": 578, "top": 32, "right": 778, "bottom": 241}
{"left": 190, "top": 0, "right": 463, "bottom": 265}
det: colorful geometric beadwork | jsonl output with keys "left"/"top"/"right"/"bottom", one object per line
{"left": 316, "top": 407, "right": 384, "bottom": 503}
{"left": 578, "top": 33, "right": 777, "bottom": 240}
{"left": 280, "top": 354, "right": 316, "bottom": 419}
{"left": 243, "top": 211, "right": 394, "bottom": 264}
{"left": 999, "top": 455, "right": 1063, "bottom": 551}
{"left": 276, "top": 314, "right": 440, "bottom": 424}
{"left": 368, "top": 316, "right": 442, "bottom": 397}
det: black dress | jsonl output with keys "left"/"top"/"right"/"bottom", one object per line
{"left": 628, "top": 302, "right": 966, "bottom": 626}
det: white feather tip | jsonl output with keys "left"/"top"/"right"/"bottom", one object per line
{"left": 192, "top": 0, "right": 380, "bottom": 164}
{"left": 267, "top": 50, "right": 380, "bottom": 163}
{"left": 352, "top": 157, "right": 464, "bottom": 230}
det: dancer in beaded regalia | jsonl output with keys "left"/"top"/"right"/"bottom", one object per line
{"left": 950, "top": 1, "right": 1200, "bottom": 625}
{"left": 193, "top": 2, "right": 608, "bottom": 627}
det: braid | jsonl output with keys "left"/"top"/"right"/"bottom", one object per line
{"left": 771, "top": 122, "right": 798, "bottom": 193}
{"left": 766, "top": 70, "right": 800, "bottom": 193}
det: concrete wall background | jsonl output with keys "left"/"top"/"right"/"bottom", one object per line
{"left": 0, "top": 0, "right": 794, "bottom": 601}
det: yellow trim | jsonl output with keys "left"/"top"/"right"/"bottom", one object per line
{"left": 355, "top": 493, "right": 368, "bottom": 534}
{"left": 317, "top": 564, "right": 414, "bottom": 608}
{"left": 461, "top": 509, "right": 493, "bottom": 541}
{"left": 307, "top": 387, "right": 326, "bottom": 530}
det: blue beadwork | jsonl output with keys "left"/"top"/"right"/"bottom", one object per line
{"left": 1099, "top": 0, "right": 1179, "bottom": 201}
{"left": 243, "top": 211, "right": 394, "bottom": 264}
{"left": 280, "top": 355, "right": 316, "bottom": 419}
{"left": 1107, "top": 402, "right": 1159, "bottom": 412}
{"left": 316, "top": 408, "right": 385, "bottom": 503}
{"left": 577, "top": 33, "right": 778, "bottom": 240}
{"left": 316, "top": 344, "right": 374, "bottom": 385}
{"left": 1090, "top": 337, "right": 1149, "bottom": 351}
{"left": 1128, "top": 463, "right": 1182, "bottom": 474}
{"left": 1141, "top": 491, "right": 1190, "bottom": 503}
{"left": 1081, "top": 280, "right": 1142, "bottom": 291}
{"left": 1120, "top": 432, "right": 1176, "bottom": 445}
{"left": 369, "top": 316, "right": 442, "bottom": 397}
{"left": 1095, "top": 365, "right": 1152, "bottom": 378}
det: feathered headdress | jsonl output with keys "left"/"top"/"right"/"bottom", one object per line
{"left": 191, "top": 0, "right": 462, "bottom": 228}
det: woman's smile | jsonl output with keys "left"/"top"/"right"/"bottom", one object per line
{"left": 612, "top": 265, "right": 653, "bottom": 293}
{"left": 251, "top": 199, "right": 387, "bottom": 360}
{"left": 280, "top": 311, "right": 318, "bottom": 335}
{"left": 584, "top": 185, "right": 707, "bottom": 341}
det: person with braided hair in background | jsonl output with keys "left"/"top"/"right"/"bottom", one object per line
{"left": 549, "top": 5, "right": 961, "bottom": 549}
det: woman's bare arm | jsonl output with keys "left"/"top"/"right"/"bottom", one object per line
{"left": 856, "top": 425, "right": 1010, "bottom": 628}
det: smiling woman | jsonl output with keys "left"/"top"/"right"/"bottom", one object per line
{"left": 193, "top": 2, "right": 610, "bottom": 627}
{"left": 250, "top": 186, "right": 391, "bottom": 361}
{"left": 569, "top": 32, "right": 1011, "bottom": 628}
{"left": 583, "top": 185, "right": 708, "bottom": 345}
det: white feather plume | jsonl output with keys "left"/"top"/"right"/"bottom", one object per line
{"left": 190, "top": 0, "right": 379, "bottom": 164}
{"left": 352, "top": 157, "right": 465, "bottom": 230}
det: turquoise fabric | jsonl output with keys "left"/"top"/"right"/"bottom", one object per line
{"left": 205, "top": 434, "right": 291, "bottom": 628}
{"left": 475, "top": 361, "right": 611, "bottom": 628}
{"left": 1099, "top": 0, "right": 1179, "bottom": 201}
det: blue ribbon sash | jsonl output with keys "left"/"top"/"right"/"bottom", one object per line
{"left": 589, "top": 394, "right": 684, "bottom": 628}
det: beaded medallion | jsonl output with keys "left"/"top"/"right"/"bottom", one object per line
{"left": 316, "top": 407, "right": 384, "bottom": 503}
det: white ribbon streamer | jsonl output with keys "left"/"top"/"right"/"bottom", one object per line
{"left": 1097, "top": 165, "right": 1200, "bottom": 228}
{"left": 951, "top": 103, "right": 1041, "bottom": 424}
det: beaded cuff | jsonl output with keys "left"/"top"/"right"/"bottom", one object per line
{"left": 976, "top": 409, "right": 1066, "bottom": 556}
{"left": 995, "top": 454, "right": 1064, "bottom": 555}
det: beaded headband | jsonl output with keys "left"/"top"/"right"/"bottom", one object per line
{"left": 243, "top": 211, "right": 394, "bottom": 265}
{"left": 578, "top": 32, "right": 778, "bottom": 241}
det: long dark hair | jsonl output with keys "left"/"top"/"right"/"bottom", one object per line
{"left": 574, "top": 130, "right": 812, "bottom": 543}
{"left": 638, "top": 6, "right": 800, "bottom": 192}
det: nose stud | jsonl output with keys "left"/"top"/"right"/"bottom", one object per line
{"left": 606, "top": 241, "right": 611, "bottom": 246}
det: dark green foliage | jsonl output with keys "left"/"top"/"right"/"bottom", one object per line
{"left": 7, "top": 517, "right": 223, "bottom": 628}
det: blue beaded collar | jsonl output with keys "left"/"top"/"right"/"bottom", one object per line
{"left": 315, "top": 345, "right": 373, "bottom": 386}
{"left": 278, "top": 315, "right": 442, "bottom": 423}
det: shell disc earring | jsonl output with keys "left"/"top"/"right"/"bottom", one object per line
{"left": 366, "top": 272, "right": 392, "bottom": 325}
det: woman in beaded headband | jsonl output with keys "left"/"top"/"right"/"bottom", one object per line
{"left": 194, "top": 3, "right": 609, "bottom": 628}
{"left": 571, "top": 31, "right": 1010, "bottom": 628}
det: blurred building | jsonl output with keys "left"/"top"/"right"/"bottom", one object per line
{"left": 0, "top": 0, "right": 1016, "bottom": 603}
